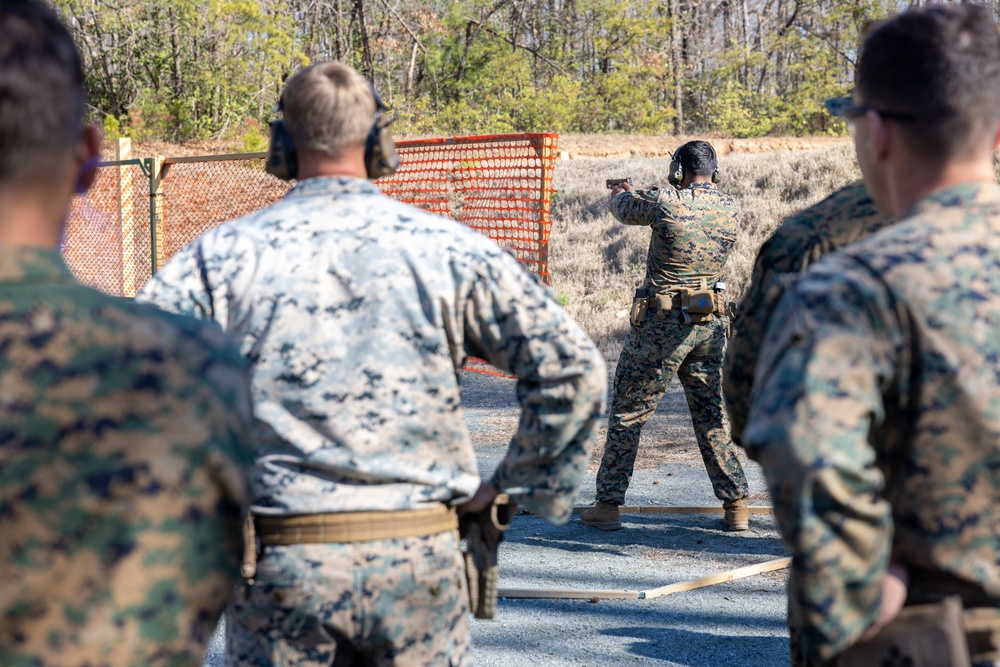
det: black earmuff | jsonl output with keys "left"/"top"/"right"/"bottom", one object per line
{"left": 364, "top": 85, "right": 400, "bottom": 179}
{"left": 265, "top": 97, "right": 298, "bottom": 181}
{"left": 668, "top": 146, "right": 685, "bottom": 186}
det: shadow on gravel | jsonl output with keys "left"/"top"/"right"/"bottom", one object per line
{"left": 508, "top": 514, "right": 787, "bottom": 559}
{"left": 604, "top": 626, "right": 788, "bottom": 665}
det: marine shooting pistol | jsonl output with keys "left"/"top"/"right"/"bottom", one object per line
{"left": 606, "top": 177, "right": 633, "bottom": 189}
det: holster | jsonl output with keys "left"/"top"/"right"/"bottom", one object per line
{"left": 834, "top": 597, "right": 971, "bottom": 667}
{"left": 459, "top": 493, "right": 515, "bottom": 619}
{"left": 629, "top": 287, "right": 649, "bottom": 326}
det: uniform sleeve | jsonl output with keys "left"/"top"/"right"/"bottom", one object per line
{"left": 743, "top": 259, "right": 903, "bottom": 662}
{"left": 609, "top": 187, "right": 677, "bottom": 226}
{"left": 137, "top": 242, "right": 215, "bottom": 319}
{"left": 725, "top": 234, "right": 784, "bottom": 443}
{"left": 460, "top": 252, "right": 607, "bottom": 524}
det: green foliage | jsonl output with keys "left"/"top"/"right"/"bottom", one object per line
{"left": 56, "top": 0, "right": 907, "bottom": 141}
{"left": 102, "top": 114, "right": 123, "bottom": 141}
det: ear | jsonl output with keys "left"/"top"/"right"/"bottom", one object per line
{"left": 867, "top": 110, "right": 891, "bottom": 163}
{"left": 74, "top": 125, "right": 103, "bottom": 194}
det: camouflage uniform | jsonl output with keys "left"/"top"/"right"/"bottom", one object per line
{"left": 724, "top": 181, "right": 893, "bottom": 444}
{"left": 137, "top": 177, "right": 607, "bottom": 666}
{"left": 743, "top": 183, "right": 1000, "bottom": 664}
{"left": 0, "top": 248, "right": 254, "bottom": 667}
{"left": 596, "top": 183, "right": 748, "bottom": 506}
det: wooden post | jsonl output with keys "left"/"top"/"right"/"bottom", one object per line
{"left": 640, "top": 557, "right": 791, "bottom": 600}
{"left": 116, "top": 138, "right": 138, "bottom": 297}
{"left": 148, "top": 156, "right": 166, "bottom": 275}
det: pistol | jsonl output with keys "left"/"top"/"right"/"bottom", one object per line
{"left": 606, "top": 177, "right": 633, "bottom": 189}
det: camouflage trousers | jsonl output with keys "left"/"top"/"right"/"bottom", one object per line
{"left": 596, "top": 313, "right": 748, "bottom": 505}
{"left": 225, "top": 529, "right": 472, "bottom": 667}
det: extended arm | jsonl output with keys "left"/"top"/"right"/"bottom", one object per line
{"left": 743, "top": 260, "right": 902, "bottom": 662}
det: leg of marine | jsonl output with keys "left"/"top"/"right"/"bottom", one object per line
{"left": 676, "top": 322, "right": 749, "bottom": 503}
{"left": 224, "top": 543, "right": 359, "bottom": 667}
{"left": 359, "top": 530, "right": 472, "bottom": 667}
{"left": 594, "top": 329, "right": 674, "bottom": 506}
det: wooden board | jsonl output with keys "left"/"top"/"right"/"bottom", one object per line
{"left": 570, "top": 505, "right": 774, "bottom": 515}
{"left": 640, "top": 557, "right": 792, "bottom": 599}
{"left": 498, "top": 588, "right": 641, "bottom": 601}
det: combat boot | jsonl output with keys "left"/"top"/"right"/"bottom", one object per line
{"left": 723, "top": 498, "right": 749, "bottom": 531}
{"left": 579, "top": 501, "right": 622, "bottom": 531}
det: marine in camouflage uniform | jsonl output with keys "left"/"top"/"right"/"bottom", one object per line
{"left": 744, "top": 6, "right": 1000, "bottom": 664}
{"left": 583, "top": 141, "right": 749, "bottom": 530}
{"left": 0, "top": 249, "right": 256, "bottom": 667}
{"left": 138, "top": 64, "right": 606, "bottom": 666}
{"left": 0, "top": 3, "right": 255, "bottom": 665}
{"left": 745, "top": 183, "right": 1000, "bottom": 664}
{"left": 723, "top": 181, "right": 893, "bottom": 445}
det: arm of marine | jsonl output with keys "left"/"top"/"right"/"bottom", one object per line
{"left": 138, "top": 177, "right": 607, "bottom": 523}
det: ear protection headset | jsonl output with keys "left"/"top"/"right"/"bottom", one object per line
{"left": 667, "top": 141, "right": 720, "bottom": 187}
{"left": 266, "top": 82, "right": 401, "bottom": 182}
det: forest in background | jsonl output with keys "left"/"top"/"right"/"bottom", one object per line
{"left": 52, "top": 0, "right": 1000, "bottom": 145}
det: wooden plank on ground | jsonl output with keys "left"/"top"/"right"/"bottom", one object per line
{"left": 569, "top": 505, "right": 773, "bottom": 515}
{"left": 640, "top": 557, "right": 791, "bottom": 600}
{"left": 498, "top": 588, "right": 640, "bottom": 600}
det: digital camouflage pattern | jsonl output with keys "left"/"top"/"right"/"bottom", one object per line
{"left": 0, "top": 248, "right": 254, "bottom": 667}
{"left": 226, "top": 532, "right": 471, "bottom": 666}
{"left": 598, "top": 314, "right": 748, "bottom": 505}
{"left": 743, "top": 183, "right": 1000, "bottom": 664}
{"left": 610, "top": 182, "right": 741, "bottom": 293}
{"left": 596, "top": 182, "right": 747, "bottom": 506}
{"left": 724, "top": 181, "right": 893, "bottom": 444}
{"left": 138, "top": 176, "right": 607, "bottom": 523}
{"left": 138, "top": 176, "right": 606, "bottom": 663}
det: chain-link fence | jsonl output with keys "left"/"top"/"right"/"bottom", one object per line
{"left": 65, "top": 133, "right": 559, "bottom": 375}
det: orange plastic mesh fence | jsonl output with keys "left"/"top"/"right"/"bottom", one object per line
{"left": 64, "top": 133, "right": 558, "bottom": 377}
{"left": 64, "top": 160, "right": 151, "bottom": 297}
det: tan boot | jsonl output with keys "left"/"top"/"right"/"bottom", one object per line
{"left": 579, "top": 501, "right": 622, "bottom": 531}
{"left": 723, "top": 498, "right": 749, "bottom": 531}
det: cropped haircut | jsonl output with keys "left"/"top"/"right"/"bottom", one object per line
{"left": 0, "top": 0, "right": 85, "bottom": 185}
{"left": 676, "top": 141, "right": 718, "bottom": 177}
{"left": 281, "top": 62, "right": 376, "bottom": 159}
{"left": 857, "top": 4, "right": 1000, "bottom": 160}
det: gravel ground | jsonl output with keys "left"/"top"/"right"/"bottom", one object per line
{"left": 204, "top": 371, "right": 790, "bottom": 666}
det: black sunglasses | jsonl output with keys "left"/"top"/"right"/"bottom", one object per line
{"left": 825, "top": 96, "right": 917, "bottom": 123}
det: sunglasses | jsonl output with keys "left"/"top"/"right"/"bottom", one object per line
{"left": 825, "top": 96, "right": 917, "bottom": 124}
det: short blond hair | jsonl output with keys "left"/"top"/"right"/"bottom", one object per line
{"left": 281, "top": 62, "right": 376, "bottom": 158}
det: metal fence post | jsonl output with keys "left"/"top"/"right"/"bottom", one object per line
{"left": 147, "top": 156, "right": 165, "bottom": 275}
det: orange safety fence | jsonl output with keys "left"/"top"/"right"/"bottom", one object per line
{"left": 64, "top": 133, "right": 559, "bottom": 378}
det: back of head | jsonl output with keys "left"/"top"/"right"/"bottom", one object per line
{"left": 675, "top": 140, "right": 718, "bottom": 178}
{"left": 0, "top": 0, "right": 84, "bottom": 187}
{"left": 282, "top": 62, "right": 377, "bottom": 159}
{"left": 858, "top": 3, "right": 1000, "bottom": 161}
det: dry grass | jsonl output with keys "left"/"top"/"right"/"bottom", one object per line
{"left": 548, "top": 143, "right": 862, "bottom": 362}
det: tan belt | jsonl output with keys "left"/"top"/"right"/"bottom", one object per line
{"left": 258, "top": 505, "right": 458, "bottom": 545}
{"left": 241, "top": 506, "right": 458, "bottom": 581}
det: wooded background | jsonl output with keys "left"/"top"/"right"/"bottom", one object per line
{"left": 52, "top": 0, "right": 1000, "bottom": 143}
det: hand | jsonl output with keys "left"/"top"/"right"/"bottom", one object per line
{"left": 860, "top": 563, "right": 910, "bottom": 642}
{"left": 609, "top": 182, "right": 634, "bottom": 198}
{"left": 457, "top": 481, "right": 499, "bottom": 515}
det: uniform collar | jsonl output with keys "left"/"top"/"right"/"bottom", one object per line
{"left": 906, "top": 181, "right": 1000, "bottom": 219}
{"left": 686, "top": 182, "right": 717, "bottom": 191}
{"left": 0, "top": 247, "right": 76, "bottom": 285}
{"left": 284, "top": 176, "right": 382, "bottom": 200}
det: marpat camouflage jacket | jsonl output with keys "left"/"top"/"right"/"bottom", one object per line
{"left": 0, "top": 248, "right": 253, "bottom": 666}
{"left": 138, "top": 177, "right": 607, "bottom": 523}
{"left": 744, "top": 183, "right": 1000, "bottom": 662}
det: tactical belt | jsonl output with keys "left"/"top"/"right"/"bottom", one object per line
{"left": 257, "top": 505, "right": 457, "bottom": 544}
{"left": 242, "top": 505, "right": 458, "bottom": 580}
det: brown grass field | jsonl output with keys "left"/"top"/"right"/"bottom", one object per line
{"left": 548, "top": 143, "right": 861, "bottom": 361}
{"left": 74, "top": 137, "right": 863, "bottom": 365}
